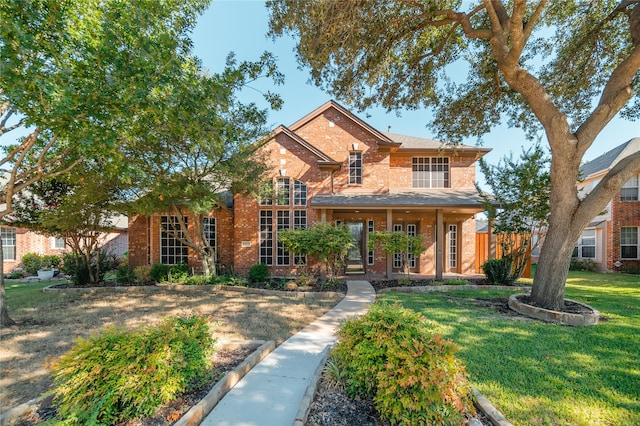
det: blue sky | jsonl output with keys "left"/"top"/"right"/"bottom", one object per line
{"left": 193, "top": 0, "right": 639, "bottom": 171}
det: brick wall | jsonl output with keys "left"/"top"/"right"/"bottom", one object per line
{"left": 608, "top": 194, "right": 640, "bottom": 272}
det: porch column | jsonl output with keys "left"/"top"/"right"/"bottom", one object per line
{"left": 436, "top": 209, "right": 444, "bottom": 280}
{"left": 321, "top": 209, "right": 326, "bottom": 223}
{"left": 386, "top": 209, "right": 393, "bottom": 279}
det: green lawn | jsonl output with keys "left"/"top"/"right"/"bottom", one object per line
{"left": 379, "top": 271, "right": 640, "bottom": 426}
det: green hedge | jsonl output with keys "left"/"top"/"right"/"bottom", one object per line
{"left": 333, "top": 303, "right": 474, "bottom": 425}
{"left": 50, "top": 314, "right": 216, "bottom": 425}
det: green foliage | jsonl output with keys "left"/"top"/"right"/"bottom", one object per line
{"left": 569, "top": 258, "right": 599, "bottom": 272}
{"left": 333, "top": 303, "right": 474, "bottom": 425}
{"left": 62, "top": 252, "right": 118, "bottom": 286}
{"left": 115, "top": 265, "right": 136, "bottom": 283}
{"left": 249, "top": 263, "right": 269, "bottom": 283}
{"left": 169, "top": 263, "right": 190, "bottom": 283}
{"left": 133, "top": 265, "right": 152, "bottom": 283}
{"left": 445, "top": 279, "right": 469, "bottom": 286}
{"left": 369, "top": 231, "right": 426, "bottom": 281}
{"left": 150, "top": 263, "right": 170, "bottom": 283}
{"left": 50, "top": 314, "right": 216, "bottom": 425}
{"left": 478, "top": 145, "right": 550, "bottom": 282}
{"left": 182, "top": 275, "right": 211, "bottom": 285}
{"left": 21, "top": 253, "right": 44, "bottom": 275}
{"left": 482, "top": 258, "right": 513, "bottom": 285}
{"left": 279, "top": 223, "right": 353, "bottom": 282}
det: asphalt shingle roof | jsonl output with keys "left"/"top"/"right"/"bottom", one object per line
{"left": 311, "top": 189, "right": 484, "bottom": 208}
{"left": 580, "top": 138, "right": 640, "bottom": 178}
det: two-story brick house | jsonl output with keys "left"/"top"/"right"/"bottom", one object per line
{"left": 571, "top": 138, "right": 640, "bottom": 272}
{"left": 128, "top": 101, "right": 491, "bottom": 278}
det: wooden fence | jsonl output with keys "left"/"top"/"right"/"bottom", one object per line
{"left": 476, "top": 232, "right": 531, "bottom": 278}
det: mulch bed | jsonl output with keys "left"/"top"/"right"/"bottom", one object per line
{"left": 516, "top": 295, "right": 596, "bottom": 314}
{"left": 16, "top": 347, "right": 254, "bottom": 426}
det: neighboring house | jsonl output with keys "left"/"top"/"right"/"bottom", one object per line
{"left": 572, "top": 138, "right": 640, "bottom": 272}
{"left": 1, "top": 215, "right": 129, "bottom": 274}
{"left": 128, "top": 100, "right": 492, "bottom": 278}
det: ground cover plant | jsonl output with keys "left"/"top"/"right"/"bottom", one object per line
{"left": 0, "top": 279, "right": 343, "bottom": 413}
{"left": 380, "top": 271, "right": 640, "bottom": 426}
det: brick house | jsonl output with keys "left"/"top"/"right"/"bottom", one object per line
{"left": 128, "top": 100, "right": 491, "bottom": 279}
{"left": 571, "top": 138, "right": 640, "bottom": 272}
{"left": 1, "top": 216, "right": 128, "bottom": 274}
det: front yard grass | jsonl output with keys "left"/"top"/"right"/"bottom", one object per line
{"left": 0, "top": 279, "right": 343, "bottom": 413}
{"left": 380, "top": 271, "right": 640, "bottom": 426}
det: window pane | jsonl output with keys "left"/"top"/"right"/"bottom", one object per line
{"left": 276, "top": 177, "right": 290, "bottom": 206}
{"left": 276, "top": 210, "right": 290, "bottom": 265}
{"left": 160, "top": 216, "right": 188, "bottom": 265}
{"left": 621, "top": 176, "right": 639, "bottom": 201}
{"left": 259, "top": 210, "right": 273, "bottom": 265}
{"left": 621, "top": 246, "right": 638, "bottom": 259}
{"left": 293, "top": 180, "right": 307, "bottom": 206}
{"left": 621, "top": 227, "right": 638, "bottom": 245}
{"left": 349, "top": 152, "right": 362, "bottom": 185}
{"left": 412, "top": 157, "right": 449, "bottom": 188}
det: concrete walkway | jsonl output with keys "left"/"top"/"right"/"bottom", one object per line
{"left": 201, "top": 280, "right": 376, "bottom": 426}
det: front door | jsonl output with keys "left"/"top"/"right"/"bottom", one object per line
{"left": 346, "top": 222, "right": 365, "bottom": 274}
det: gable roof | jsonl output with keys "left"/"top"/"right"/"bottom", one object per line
{"left": 271, "top": 125, "right": 341, "bottom": 171}
{"left": 580, "top": 138, "right": 640, "bottom": 178}
{"left": 288, "top": 100, "right": 401, "bottom": 151}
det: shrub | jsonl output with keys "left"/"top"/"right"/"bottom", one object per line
{"left": 21, "top": 252, "right": 43, "bottom": 275}
{"left": 224, "top": 274, "right": 249, "bottom": 287}
{"left": 333, "top": 303, "right": 474, "bottom": 425}
{"left": 249, "top": 263, "right": 269, "bottom": 283}
{"left": 116, "top": 265, "right": 136, "bottom": 283}
{"left": 169, "top": 263, "right": 190, "bottom": 283}
{"left": 482, "top": 258, "right": 513, "bottom": 285}
{"left": 183, "top": 275, "right": 211, "bottom": 285}
{"left": 50, "top": 314, "right": 216, "bottom": 425}
{"left": 134, "top": 265, "right": 152, "bottom": 283}
{"left": 62, "top": 251, "right": 118, "bottom": 285}
{"left": 150, "top": 263, "right": 170, "bottom": 283}
{"left": 569, "top": 258, "right": 598, "bottom": 272}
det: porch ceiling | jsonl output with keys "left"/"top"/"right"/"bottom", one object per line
{"left": 311, "top": 189, "right": 485, "bottom": 213}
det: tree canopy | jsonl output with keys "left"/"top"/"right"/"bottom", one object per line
{"left": 268, "top": 0, "right": 640, "bottom": 310}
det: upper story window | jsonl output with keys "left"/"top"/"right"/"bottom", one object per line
{"left": 293, "top": 179, "right": 307, "bottom": 206}
{"left": 621, "top": 175, "right": 639, "bottom": 201}
{"left": 412, "top": 157, "right": 449, "bottom": 188}
{"left": 276, "top": 177, "right": 291, "bottom": 206}
{"left": 349, "top": 152, "right": 362, "bottom": 185}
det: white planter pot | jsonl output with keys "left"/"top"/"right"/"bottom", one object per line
{"left": 37, "top": 269, "right": 55, "bottom": 280}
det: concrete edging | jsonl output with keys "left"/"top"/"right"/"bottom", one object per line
{"left": 472, "top": 388, "right": 513, "bottom": 426}
{"left": 174, "top": 340, "right": 276, "bottom": 426}
{"left": 508, "top": 294, "right": 600, "bottom": 326}
{"left": 292, "top": 346, "right": 332, "bottom": 426}
{"left": 0, "top": 340, "right": 276, "bottom": 426}
{"left": 379, "top": 284, "right": 532, "bottom": 293}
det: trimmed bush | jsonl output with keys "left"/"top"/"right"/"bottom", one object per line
{"left": 134, "top": 265, "right": 152, "bottom": 283}
{"left": 249, "top": 263, "right": 269, "bottom": 283}
{"left": 150, "top": 263, "right": 170, "bottom": 282}
{"left": 115, "top": 265, "right": 136, "bottom": 283}
{"left": 569, "top": 258, "right": 598, "bottom": 272}
{"left": 482, "top": 258, "right": 513, "bottom": 284}
{"left": 50, "top": 314, "right": 216, "bottom": 425}
{"left": 333, "top": 303, "right": 474, "bottom": 426}
{"left": 169, "top": 263, "right": 190, "bottom": 283}
{"left": 21, "top": 252, "right": 43, "bottom": 275}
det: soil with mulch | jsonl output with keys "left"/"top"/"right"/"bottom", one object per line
{"left": 370, "top": 278, "right": 490, "bottom": 290}
{"left": 15, "top": 347, "right": 253, "bottom": 426}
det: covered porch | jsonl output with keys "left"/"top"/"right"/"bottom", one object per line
{"left": 312, "top": 190, "right": 487, "bottom": 280}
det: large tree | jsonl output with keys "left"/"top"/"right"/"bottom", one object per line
{"left": 0, "top": 0, "right": 210, "bottom": 325}
{"left": 127, "top": 55, "right": 283, "bottom": 277}
{"left": 268, "top": 0, "right": 640, "bottom": 310}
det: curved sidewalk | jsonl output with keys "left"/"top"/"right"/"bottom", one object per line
{"left": 201, "top": 280, "right": 376, "bottom": 426}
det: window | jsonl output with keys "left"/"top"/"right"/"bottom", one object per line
{"left": 621, "top": 175, "right": 639, "bottom": 201}
{"left": 293, "top": 210, "right": 307, "bottom": 265}
{"left": 294, "top": 179, "right": 307, "bottom": 206}
{"left": 259, "top": 180, "right": 274, "bottom": 206}
{"left": 1, "top": 227, "right": 16, "bottom": 261}
{"left": 276, "top": 211, "right": 290, "bottom": 266}
{"left": 160, "top": 216, "right": 188, "bottom": 265}
{"left": 621, "top": 227, "right": 639, "bottom": 259}
{"left": 276, "top": 177, "right": 290, "bottom": 206}
{"left": 203, "top": 217, "right": 216, "bottom": 258}
{"left": 52, "top": 237, "right": 65, "bottom": 250}
{"left": 412, "top": 157, "right": 450, "bottom": 188}
{"left": 259, "top": 211, "right": 273, "bottom": 265}
{"left": 367, "top": 220, "right": 375, "bottom": 265}
{"left": 448, "top": 224, "right": 458, "bottom": 269}
{"left": 349, "top": 152, "right": 362, "bottom": 185}
{"left": 407, "top": 224, "right": 417, "bottom": 269}
{"left": 573, "top": 229, "right": 596, "bottom": 259}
